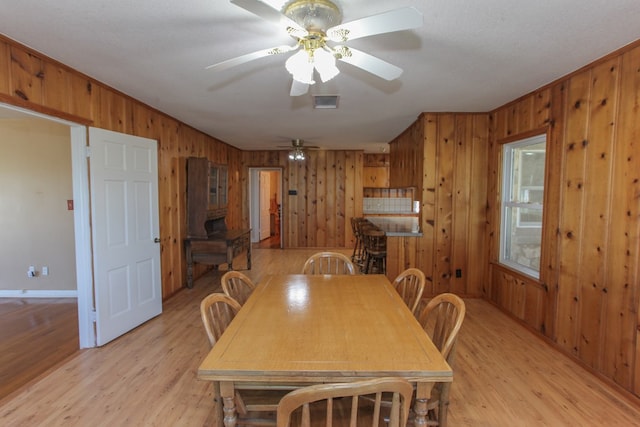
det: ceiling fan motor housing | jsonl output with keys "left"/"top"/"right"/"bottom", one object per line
{"left": 284, "top": 0, "right": 342, "bottom": 32}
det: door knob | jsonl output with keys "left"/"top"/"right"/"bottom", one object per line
{"left": 154, "top": 238, "right": 161, "bottom": 243}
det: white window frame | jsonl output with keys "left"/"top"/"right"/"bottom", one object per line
{"left": 500, "top": 134, "right": 546, "bottom": 279}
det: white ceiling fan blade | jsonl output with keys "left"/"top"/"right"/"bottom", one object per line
{"left": 336, "top": 47, "right": 403, "bottom": 81}
{"left": 205, "top": 45, "right": 298, "bottom": 72}
{"left": 326, "top": 7, "right": 422, "bottom": 42}
{"left": 290, "top": 79, "right": 310, "bottom": 96}
{"left": 231, "top": 0, "right": 308, "bottom": 38}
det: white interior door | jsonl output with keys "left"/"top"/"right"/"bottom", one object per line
{"left": 259, "top": 171, "right": 271, "bottom": 240}
{"left": 89, "top": 128, "right": 162, "bottom": 346}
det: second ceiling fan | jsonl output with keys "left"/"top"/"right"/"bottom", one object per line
{"left": 207, "top": 0, "right": 423, "bottom": 96}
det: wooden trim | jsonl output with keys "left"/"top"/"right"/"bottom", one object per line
{"left": 0, "top": 93, "right": 93, "bottom": 125}
{"left": 496, "top": 126, "right": 549, "bottom": 145}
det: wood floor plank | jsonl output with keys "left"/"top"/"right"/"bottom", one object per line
{"left": 0, "top": 298, "right": 78, "bottom": 400}
{"left": 1, "top": 248, "right": 639, "bottom": 426}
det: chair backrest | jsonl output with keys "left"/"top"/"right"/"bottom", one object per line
{"left": 221, "top": 271, "right": 257, "bottom": 306}
{"left": 302, "top": 251, "right": 356, "bottom": 275}
{"left": 393, "top": 268, "right": 426, "bottom": 315}
{"left": 276, "top": 377, "right": 413, "bottom": 427}
{"left": 417, "top": 293, "right": 466, "bottom": 362}
{"left": 200, "top": 293, "right": 242, "bottom": 347}
{"left": 363, "top": 228, "right": 386, "bottom": 253}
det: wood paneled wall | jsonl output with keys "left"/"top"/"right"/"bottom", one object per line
{"left": 388, "top": 113, "right": 490, "bottom": 298}
{"left": 0, "top": 35, "right": 242, "bottom": 299}
{"left": 487, "top": 40, "right": 640, "bottom": 396}
{"left": 242, "top": 150, "right": 363, "bottom": 249}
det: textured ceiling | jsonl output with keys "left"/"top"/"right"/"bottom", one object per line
{"left": 1, "top": 0, "right": 639, "bottom": 152}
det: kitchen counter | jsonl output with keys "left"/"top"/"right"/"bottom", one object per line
{"left": 365, "top": 216, "right": 422, "bottom": 237}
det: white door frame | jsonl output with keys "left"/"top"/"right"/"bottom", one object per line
{"left": 249, "top": 167, "right": 283, "bottom": 247}
{"left": 2, "top": 103, "right": 93, "bottom": 348}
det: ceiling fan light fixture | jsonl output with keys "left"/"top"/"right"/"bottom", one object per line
{"left": 288, "top": 147, "right": 306, "bottom": 160}
{"left": 283, "top": 0, "right": 342, "bottom": 32}
{"left": 286, "top": 50, "right": 316, "bottom": 84}
{"left": 210, "top": 0, "right": 423, "bottom": 96}
{"left": 313, "top": 47, "right": 339, "bottom": 82}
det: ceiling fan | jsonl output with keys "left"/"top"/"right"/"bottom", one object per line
{"left": 278, "top": 138, "right": 319, "bottom": 160}
{"left": 207, "top": 0, "right": 423, "bottom": 96}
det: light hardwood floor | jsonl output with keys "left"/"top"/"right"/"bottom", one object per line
{"left": 1, "top": 248, "right": 639, "bottom": 426}
{"left": 0, "top": 297, "right": 78, "bottom": 400}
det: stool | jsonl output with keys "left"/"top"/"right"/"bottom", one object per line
{"left": 350, "top": 217, "right": 366, "bottom": 268}
{"left": 363, "top": 228, "right": 387, "bottom": 274}
{"left": 357, "top": 221, "right": 378, "bottom": 273}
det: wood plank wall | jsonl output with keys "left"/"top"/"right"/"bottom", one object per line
{"left": 242, "top": 150, "right": 363, "bottom": 249}
{"left": 0, "top": 35, "right": 242, "bottom": 299}
{"left": 388, "top": 113, "right": 490, "bottom": 298}
{"left": 487, "top": 40, "right": 640, "bottom": 397}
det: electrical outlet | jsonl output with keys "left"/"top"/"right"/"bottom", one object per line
{"left": 455, "top": 269, "right": 462, "bottom": 278}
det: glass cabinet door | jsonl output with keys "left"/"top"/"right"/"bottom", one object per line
{"left": 208, "top": 163, "right": 228, "bottom": 209}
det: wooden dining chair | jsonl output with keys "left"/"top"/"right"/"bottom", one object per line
{"left": 302, "top": 251, "right": 356, "bottom": 275}
{"left": 392, "top": 268, "right": 426, "bottom": 315}
{"left": 200, "top": 292, "right": 242, "bottom": 347}
{"left": 360, "top": 293, "right": 465, "bottom": 427}
{"left": 417, "top": 293, "right": 466, "bottom": 427}
{"left": 276, "top": 377, "right": 414, "bottom": 427}
{"left": 200, "top": 293, "right": 283, "bottom": 425}
{"left": 222, "top": 271, "right": 257, "bottom": 306}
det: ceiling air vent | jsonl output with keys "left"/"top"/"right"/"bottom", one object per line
{"left": 313, "top": 95, "right": 339, "bottom": 109}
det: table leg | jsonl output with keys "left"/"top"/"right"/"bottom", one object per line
{"left": 220, "top": 381, "right": 237, "bottom": 427}
{"left": 186, "top": 243, "right": 194, "bottom": 288}
{"left": 227, "top": 246, "right": 234, "bottom": 271}
{"left": 212, "top": 381, "right": 223, "bottom": 427}
{"left": 246, "top": 240, "right": 252, "bottom": 269}
{"left": 413, "top": 382, "right": 434, "bottom": 427}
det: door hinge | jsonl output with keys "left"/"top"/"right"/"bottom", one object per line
{"left": 85, "top": 146, "right": 92, "bottom": 158}
{"left": 90, "top": 309, "right": 97, "bottom": 323}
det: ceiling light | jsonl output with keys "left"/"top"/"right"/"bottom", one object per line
{"left": 313, "top": 48, "right": 339, "bottom": 82}
{"left": 285, "top": 50, "right": 315, "bottom": 84}
{"left": 288, "top": 147, "right": 306, "bottom": 161}
{"left": 285, "top": 34, "right": 340, "bottom": 84}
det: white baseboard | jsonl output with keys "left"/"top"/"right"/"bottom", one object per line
{"left": 0, "top": 289, "right": 78, "bottom": 298}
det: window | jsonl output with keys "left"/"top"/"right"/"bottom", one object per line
{"left": 500, "top": 134, "right": 546, "bottom": 278}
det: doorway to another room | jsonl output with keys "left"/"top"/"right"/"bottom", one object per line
{"left": 250, "top": 168, "right": 283, "bottom": 249}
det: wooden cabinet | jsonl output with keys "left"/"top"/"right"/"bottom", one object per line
{"left": 363, "top": 166, "right": 390, "bottom": 188}
{"left": 363, "top": 153, "right": 390, "bottom": 188}
{"left": 186, "top": 157, "right": 228, "bottom": 238}
{"left": 185, "top": 157, "right": 251, "bottom": 288}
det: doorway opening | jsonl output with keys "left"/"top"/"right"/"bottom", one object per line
{"left": 249, "top": 168, "right": 283, "bottom": 249}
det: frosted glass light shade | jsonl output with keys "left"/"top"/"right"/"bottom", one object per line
{"left": 314, "top": 48, "right": 339, "bottom": 82}
{"left": 286, "top": 50, "right": 315, "bottom": 84}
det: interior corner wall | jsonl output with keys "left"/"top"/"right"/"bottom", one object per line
{"left": 0, "top": 118, "right": 76, "bottom": 292}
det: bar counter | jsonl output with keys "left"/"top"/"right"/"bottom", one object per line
{"left": 365, "top": 216, "right": 422, "bottom": 237}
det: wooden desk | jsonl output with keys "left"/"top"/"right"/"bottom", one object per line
{"left": 185, "top": 229, "right": 251, "bottom": 288}
{"left": 198, "top": 274, "right": 451, "bottom": 427}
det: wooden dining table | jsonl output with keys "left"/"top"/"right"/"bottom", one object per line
{"left": 198, "top": 274, "right": 452, "bottom": 427}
